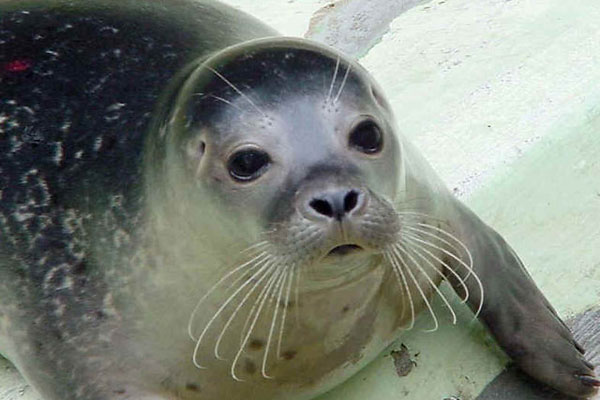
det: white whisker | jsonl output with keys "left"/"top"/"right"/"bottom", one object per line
{"left": 391, "top": 244, "right": 439, "bottom": 332}
{"left": 206, "top": 94, "right": 243, "bottom": 111}
{"left": 277, "top": 264, "right": 295, "bottom": 359}
{"left": 294, "top": 263, "right": 303, "bottom": 325}
{"left": 206, "top": 66, "right": 266, "bottom": 117}
{"left": 241, "top": 240, "right": 269, "bottom": 254}
{"left": 406, "top": 229, "right": 484, "bottom": 318}
{"left": 396, "top": 211, "right": 440, "bottom": 220}
{"left": 383, "top": 251, "right": 407, "bottom": 320}
{"left": 262, "top": 268, "right": 289, "bottom": 379}
{"left": 384, "top": 249, "right": 415, "bottom": 330}
{"left": 230, "top": 267, "right": 284, "bottom": 381}
{"left": 401, "top": 240, "right": 458, "bottom": 325}
{"left": 191, "top": 258, "right": 272, "bottom": 368}
{"left": 404, "top": 225, "right": 462, "bottom": 261}
{"left": 396, "top": 211, "right": 430, "bottom": 216}
{"left": 188, "top": 251, "right": 269, "bottom": 341}
{"left": 213, "top": 260, "right": 279, "bottom": 361}
{"left": 333, "top": 63, "right": 351, "bottom": 103}
{"left": 236, "top": 262, "right": 283, "bottom": 352}
{"left": 397, "top": 212, "right": 467, "bottom": 260}
{"left": 403, "top": 231, "right": 469, "bottom": 304}
{"left": 326, "top": 56, "right": 340, "bottom": 103}
{"left": 416, "top": 222, "right": 474, "bottom": 280}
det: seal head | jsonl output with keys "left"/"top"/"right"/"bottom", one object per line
{"left": 142, "top": 39, "right": 416, "bottom": 393}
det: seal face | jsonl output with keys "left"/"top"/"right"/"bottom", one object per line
{"left": 1, "top": 1, "right": 598, "bottom": 399}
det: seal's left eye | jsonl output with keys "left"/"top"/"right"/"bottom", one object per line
{"left": 227, "top": 149, "right": 270, "bottom": 182}
{"left": 349, "top": 120, "right": 383, "bottom": 154}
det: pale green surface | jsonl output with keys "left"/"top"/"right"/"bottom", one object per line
{"left": 316, "top": 292, "right": 506, "bottom": 400}
{"left": 223, "top": 0, "right": 328, "bottom": 37}
{"left": 3, "top": 0, "right": 600, "bottom": 399}
{"left": 362, "top": 0, "right": 600, "bottom": 196}
{"left": 469, "top": 108, "right": 600, "bottom": 316}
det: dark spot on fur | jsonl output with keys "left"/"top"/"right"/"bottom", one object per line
{"left": 72, "top": 261, "right": 87, "bottom": 274}
{"left": 248, "top": 338, "right": 264, "bottom": 350}
{"left": 95, "top": 310, "right": 105, "bottom": 320}
{"left": 505, "top": 340, "right": 528, "bottom": 359}
{"left": 53, "top": 330, "right": 63, "bottom": 341}
{"left": 52, "top": 239, "right": 67, "bottom": 249}
{"left": 244, "top": 358, "right": 256, "bottom": 375}
{"left": 77, "top": 276, "right": 88, "bottom": 288}
{"left": 105, "top": 136, "right": 117, "bottom": 151}
{"left": 282, "top": 350, "right": 297, "bottom": 360}
{"left": 185, "top": 383, "right": 200, "bottom": 392}
{"left": 512, "top": 315, "right": 522, "bottom": 334}
{"left": 279, "top": 299, "right": 294, "bottom": 308}
{"left": 342, "top": 305, "right": 350, "bottom": 313}
{"left": 113, "top": 389, "right": 126, "bottom": 395}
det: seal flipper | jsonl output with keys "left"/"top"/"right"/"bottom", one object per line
{"left": 446, "top": 201, "right": 599, "bottom": 399}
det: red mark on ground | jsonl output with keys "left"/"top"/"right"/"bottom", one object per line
{"left": 5, "top": 59, "right": 32, "bottom": 72}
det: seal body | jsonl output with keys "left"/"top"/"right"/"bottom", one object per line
{"left": 0, "top": 1, "right": 598, "bottom": 399}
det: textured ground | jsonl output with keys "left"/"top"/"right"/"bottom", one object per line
{"left": 2, "top": 0, "right": 600, "bottom": 399}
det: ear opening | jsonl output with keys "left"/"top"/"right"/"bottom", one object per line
{"left": 370, "top": 84, "right": 392, "bottom": 112}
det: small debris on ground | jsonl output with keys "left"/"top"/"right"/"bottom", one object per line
{"left": 391, "top": 344, "right": 417, "bottom": 377}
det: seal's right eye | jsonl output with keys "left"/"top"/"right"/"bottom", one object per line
{"left": 227, "top": 149, "right": 271, "bottom": 182}
{"left": 349, "top": 120, "right": 383, "bottom": 155}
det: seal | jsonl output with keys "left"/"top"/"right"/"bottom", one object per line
{"left": 0, "top": 0, "right": 598, "bottom": 399}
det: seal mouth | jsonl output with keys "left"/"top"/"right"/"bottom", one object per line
{"left": 327, "top": 244, "right": 363, "bottom": 257}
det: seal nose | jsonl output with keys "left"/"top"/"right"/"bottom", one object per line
{"left": 308, "top": 189, "right": 364, "bottom": 221}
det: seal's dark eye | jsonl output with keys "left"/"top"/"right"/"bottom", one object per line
{"left": 227, "top": 149, "right": 270, "bottom": 182}
{"left": 349, "top": 120, "right": 383, "bottom": 154}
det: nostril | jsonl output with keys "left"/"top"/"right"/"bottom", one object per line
{"left": 309, "top": 198, "right": 334, "bottom": 218}
{"left": 344, "top": 190, "right": 359, "bottom": 213}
